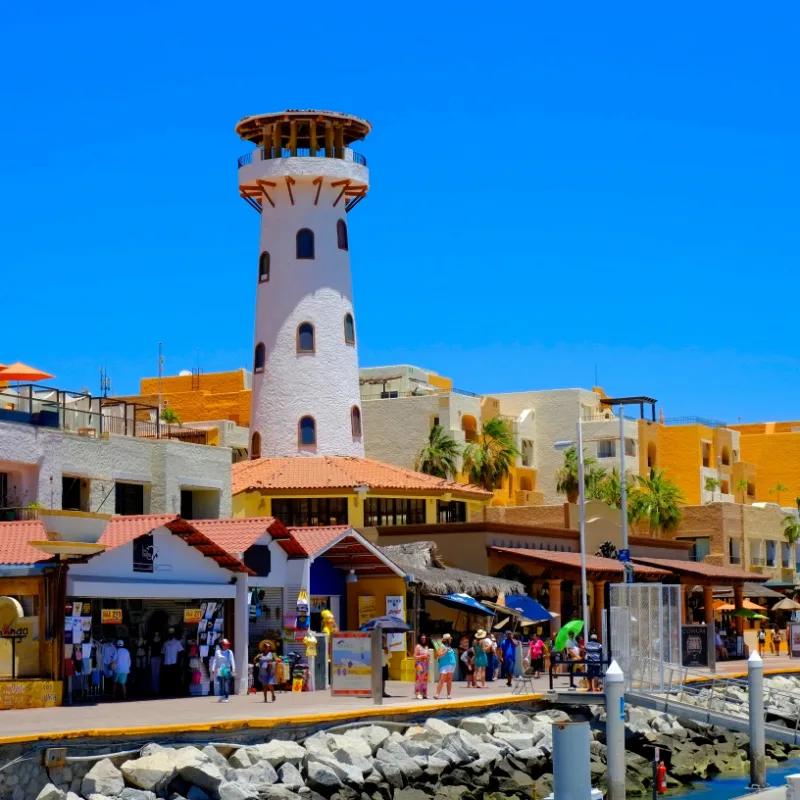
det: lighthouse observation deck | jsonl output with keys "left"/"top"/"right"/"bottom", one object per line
{"left": 236, "top": 109, "right": 371, "bottom": 213}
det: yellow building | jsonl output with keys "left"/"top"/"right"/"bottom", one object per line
{"left": 232, "top": 455, "right": 492, "bottom": 527}
{"left": 638, "top": 418, "right": 757, "bottom": 506}
{"left": 730, "top": 422, "right": 800, "bottom": 506}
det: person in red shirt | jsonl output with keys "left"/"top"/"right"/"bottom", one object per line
{"left": 529, "top": 633, "right": 545, "bottom": 679}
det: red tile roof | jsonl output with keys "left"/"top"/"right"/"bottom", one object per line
{"left": 232, "top": 456, "right": 492, "bottom": 499}
{"left": 0, "top": 520, "right": 52, "bottom": 565}
{"left": 99, "top": 515, "right": 253, "bottom": 574}
{"left": 285, "top": 526, "right": 351, "bottom": 557}
{"left": 488, "top": 546, "right": 669, "bottom": 577}
{"left": 631, "top": 556, "right": 752, "bottom": 581}
{"left": 190, "top": 517, "right": 287, "bottom": 557}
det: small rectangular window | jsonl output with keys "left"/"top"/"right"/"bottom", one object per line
{"left": 597, "top": 440, "right": 615, "bottom": 458}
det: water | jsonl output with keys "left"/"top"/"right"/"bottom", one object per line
{"left": 674, "top": 759, "right": 800, "bottom": 798}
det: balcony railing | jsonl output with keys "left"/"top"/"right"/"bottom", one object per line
{"left": 663, "top": 416, "right": 729, "bottom": 428}
{"left": 238, "top": 146, "right": 367, "bottom": 168}
{"left": 0, "top": 507, "right": 41, "bottom": 522}
{"left": 729, "top": 555, "right": 742, "bottom": 565}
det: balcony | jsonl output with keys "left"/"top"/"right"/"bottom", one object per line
{"left": 663, "top": 416, "right": 729, "bottom": 429}
{"left": 238, "top": 146, "right": 367, "bottom": 168}
{"left": 0, "top": 385, "right": 208, "bottom": 445}
{"left": 0, "top": 506, "right": 41, "bottom": 522}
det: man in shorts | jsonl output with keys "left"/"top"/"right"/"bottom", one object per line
{"left": 113, "top": 639, "right": 131, "bottom": 701}
{"left": 584, "top": 633, "right": 603, "bottom": 692}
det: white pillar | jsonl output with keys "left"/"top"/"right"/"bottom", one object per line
{"left": 604, "top": 660, "right": 626, "bottom": 800}
{"left": 551, "top": 721, "right": 592, "bottom": 798}
{"left": 748, "top": 650, "right": 766, "bottom": 788}
{"left": 234, "top": 576, "right": 249, "bottom": 695}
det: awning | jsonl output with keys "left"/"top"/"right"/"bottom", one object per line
{"left": 713, "top": 582, "right": 786, "bottom": 600}
{"left": 432, "top": 593, "right": 493, "bottom": 616}
{"left": 503, "top": 594, "right": 554, "bottom": 623}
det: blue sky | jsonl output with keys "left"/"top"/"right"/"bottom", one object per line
{"left": 2, "top": 2, "right": 797, "bottom": 423}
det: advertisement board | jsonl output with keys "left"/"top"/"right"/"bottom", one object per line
{"left": 789, "top": 623, "right": 800, "bottom": 658}
{"left": 0, "top": 680, "right": 62, "bottom": 710}
{"left": 681, "top": 625, "right": 710, "bottom": 668}
{"left": 385, "top": 595, "right": 405, "bottom": 652}
{"left": 101, "top": 609, "right": 123, "bottom": 624}
{"left": 330, "top": 632, "right": 372, "bottom": 696}
{"left": 358, "top": 596, "right": 377, "bottom": 626}
{"left": 184, "top": 609, "right": 204, "bottom": 624}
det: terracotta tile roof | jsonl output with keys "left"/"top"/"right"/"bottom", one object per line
{"left": 0, "top": 520, "right": 52, "bottom": 565}
{"left": 631, "top": 556, "right": 752, "bottom": 581}
{"left": 488, "top": 546, "right": 669, "bottom": 577}
{"left": 190, "top": 517, "right": 287, "bottom": 557}
{"left": 232, "top": 456, "right": 492, "bottom": 499}
{"left": 98, "top": 515, "right": 253, "bottom": 574}
{"left": 285, "top": 526, "right": 352, "bottom": 557}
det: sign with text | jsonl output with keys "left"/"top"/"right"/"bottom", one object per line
{"left": 101, "top": 609, "right": 123, "bottom": 625}
{"left": 681, "top": 625, "right": 709, "bottom": 668}
{"left": 385, "top": 595, "right": 405, "bottom": 652}
{"left": 0, "top": 680, "right": 62, "bottom": 710}
{"left": 133, "top": 533, "right": 155, "bottom": 573}
{"left": 358, "top": 596, "right": 377, "bottom": 627}
{"left": 184, "top": 608, "right": 204, "bottom": 625}
{"left": 331, "top": 632, "right": 372, "bottom": 696}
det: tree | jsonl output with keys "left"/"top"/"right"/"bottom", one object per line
{"left": 461, "top": 416, "right": 520, "bottom": 491}
{"left": 160, "top": 407, "right": 181, "bottom": 436}
{"left": 415, "top": 425, "right": 462, "bottom": 480}
{"left": 704, "top": 476, "right": 721, "bottom": 503}
{"left": 770, "top": 483, "right": 789, "bottom": 506}
{"left": 629, "top": 468, "right": 686, "bottom": 537}
{"left": 784, "top": 514, "right": 800, "bottom": 549}
{"left": 555, "top": 447, "right": 604, "bottom": 503}
{"left": 736, "top": 479, "right": 749, "bottom": 504}
{"left": 597, "top": 468, "right": 635, "bottom": 510}
{"left": 595, "top": 541, "right": 618, "bottom": 559}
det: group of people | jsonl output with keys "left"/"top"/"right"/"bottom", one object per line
{"left": 756, "top": 625, "right": 784, "bottom": 656}
{"left": 410, "top": 627, "right": 605, "bottom": 699}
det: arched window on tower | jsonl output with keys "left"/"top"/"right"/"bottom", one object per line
{"left": 259, "top": 252, "right": 270, "bottom": 282}
{"left": 250, "top": 432, "right": 261, "bottom": 459}
{"left": 254, "top": 342, "right": 266, "bottom": 373}
{"left": 351, "top": 406, "right": 362, "bottom": 437}
{"left": 337, "top": 219, "right": 349, "bottom": 251}
{"left": 297, "top": 323, "right": 315, "bottom": 353}
{"left": 344, "top": 313, "right": 355, "bottom": 344}
{"left": 296, "top": 228, "right": 315, "bottom": 259}
{"left": 299, "top": 416, "right": 316, "bottom": 447}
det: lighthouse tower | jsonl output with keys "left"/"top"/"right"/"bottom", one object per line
{"left": 236, "top": 110, "right": 371, "bottom": 459}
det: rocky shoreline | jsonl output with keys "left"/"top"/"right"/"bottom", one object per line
{"left": 11, "top": 685, "right": 799, "bottom": 800}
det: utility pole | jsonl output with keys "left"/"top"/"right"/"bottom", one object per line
{"left": 157, "top": 342, "right": 164, "bottom": 418}
{"left": 619, "top": 405, "right": 631, "bottom": 583}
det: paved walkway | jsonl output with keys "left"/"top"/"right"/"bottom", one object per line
{"left": 0, "top": 677, "right": 565, "bottom": 744}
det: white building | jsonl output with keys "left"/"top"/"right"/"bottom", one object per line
{"left": 0, "top": 387, "right": 232, "bottom": 520}
{"left": 237, "top": 110, "right": 371, "bottom": 460}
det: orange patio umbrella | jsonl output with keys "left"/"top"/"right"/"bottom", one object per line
{"left": 743, "top": 599, "right": 767, "bottom": 611}
{"left": 0, "top": 362, "right": 54, "bottom": 382}
{"left": 714, "top": 601, "right": 736, "bottom": 612}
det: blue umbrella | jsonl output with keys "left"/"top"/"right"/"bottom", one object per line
{"left": 433, "top": 593, "right": 494, "bottom": 616}
{"left": 360, "top": 615, "right": 411, "bottom": 634}
{"left": 503, "top": 594, "right": 554, "bottom": 623}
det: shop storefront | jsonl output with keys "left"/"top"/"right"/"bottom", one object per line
{"left": 63, "top": 515, "right": 251, "bottom": 703}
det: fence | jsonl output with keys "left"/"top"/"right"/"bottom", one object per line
{"left": 609, "top": 583, "right": 681, "bottom": 692}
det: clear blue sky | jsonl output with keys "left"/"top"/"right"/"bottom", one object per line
{"left": 2, "top": 2, "right": 797, "bottom": 423}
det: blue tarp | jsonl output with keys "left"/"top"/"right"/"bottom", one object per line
{"left": 503, "top": 594, "right": 554, "bottom": 623}
{"left": 433, "top": 593, "right": 494, "bottom": 616}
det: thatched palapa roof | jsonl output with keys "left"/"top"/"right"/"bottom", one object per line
{"left": 380, "top": 541, "right": 524, "bottom": 598}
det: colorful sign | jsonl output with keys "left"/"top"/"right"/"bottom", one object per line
{"left": 681, "top": 625, "right": 710, "bottom": 667}
{"left": 358, "top": 596, "right": 377, "bottom": 626}
{"left": 133, "top": 533, "right": 155, "bottom": 573}
{"left": 385, "top": 595, "right": 405, "bottom": 652}
{"left": 101, "top": 609, "right": 123, "bottom": 624}
{"left": 789, "top": 623, "right": 800, "bottom": 659}
{"left": 331, "top": 632, "right": 372, "bottom": 696}
{"left": 184, "top": 608, "right": 204, "bottom": 624}
{"left": 0, "top": 680, "right": 62, "bottom": 710}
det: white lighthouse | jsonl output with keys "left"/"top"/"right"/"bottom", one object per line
{"left": 236, "top": 110, "right": 370, "bottom": 459}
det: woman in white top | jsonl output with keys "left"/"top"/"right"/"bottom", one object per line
{"left": 112, "top": 639, "right": 132, "bottom": 701}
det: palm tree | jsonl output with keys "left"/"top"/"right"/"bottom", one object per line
{"left": 629, "top": 468, "right": 686, "bottom": 537}
{"left": 597, "top": 468, "right": 634, "bottom": 509}
{"left": 555, "top": 447, "right": 603, "bottom": 503}
{"left": 415, "top": 425, "right": 462, "bottom": 480}
{"left": 784, "top": 514, "right": 800, "bottom": 550}
{"left": 704, "top": 476, "right": 721, "bottom": 503}
{"left": 160, "top": 407, "right": 181, "bottom": 435}
{"left": 770, "top": 483, "right": 789, "bottom": 506}
{"left": 736, "top": 479, "right": 749, "bottom": 504}
{"left": 461, "top": 416, "right": 520, "bottom": 491}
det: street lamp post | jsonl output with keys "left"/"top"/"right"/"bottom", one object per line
{"left": 619, "top": 407, "right": 632, "bottom": 584}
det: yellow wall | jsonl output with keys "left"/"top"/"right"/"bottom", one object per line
{"left": 426, "top": 372, "right": 452, "bottom": 392}
{"left": 346, "top": 576, "right": 407, "bottom": 678}
{"left": 737, "top": 431, "right": 800, "bottom": 504}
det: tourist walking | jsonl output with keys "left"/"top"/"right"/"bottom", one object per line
{"left": 161, "top": 628, "right": 184, "bottom": 697}
{"left": 584, "top": 633, "right": 603, "bottom": 692}
{"left": 112, "top": 639, "right": 131, "bottom": 701}
{"left": 486, "top": 634, "right": 499, "bottom": 682}
{"left": 772, "top": 625, "right": 782, "bottom": 655}
{"left": 499, "top": 630, "right": 519, "bottom": 687}
{"left": 758, "top": 627, "right": 766, "bottom": 655}
{"left": 414, "top": 634, "right": 430, "bottom": 699}
{"left": 210, "top": 639, "right": 236, "bottom": 702}
{"left": 461, "top": 641, "right": 476, "bottom": 687}
{"left": 529, "top": 633, "right": 544, "bottom": 679}
{"left": 433, "top": 633, "right": 456, "bottom": 699}
{"left": 253, "top": 641, "right": 276, "bottom": 702}
{"left": 473, "top": 629, "right": 488, "bottom": 689}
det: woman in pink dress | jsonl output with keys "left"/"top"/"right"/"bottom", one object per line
{"left": 414, "top": 634, "right": 431, "bottom": 699}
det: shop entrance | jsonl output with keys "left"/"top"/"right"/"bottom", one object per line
{"left": 63, "top": 595, "right": 229, "bottom": 704}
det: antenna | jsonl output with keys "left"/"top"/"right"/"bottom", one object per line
{"left": 99, "top": 367, "right": 111, "bottom": 398}
{"left": 594, "top": 364, "right": 598, "bottom": 387}
{"left": 158, "top": 342, "right": 164, "bottom": 417}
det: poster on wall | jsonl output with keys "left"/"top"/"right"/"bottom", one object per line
{"left": 358, "top": 596, "right": 377, "bottom": 626}
{"left": 71, "top": 601, "right": 82, "bottom": 617}
{"left": 789, "top": 623, "right": 800, "bottom": 658}
{"left": 385, "top": 595, "right": 405, "bottom": 652}
{"left": 331, "top": 632, "right": 372, "bottom": 696}
{"left": 681, "top": 625, "right": 710, "bottom": 667}
{"left": 133, "top": 533, "right": 155, "bottom": 573}
{"left": 101, "top": 609, "right": 123, "bottom": 624}
{"left": 184, "top": 609, "right": 204, "bottom": 624}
